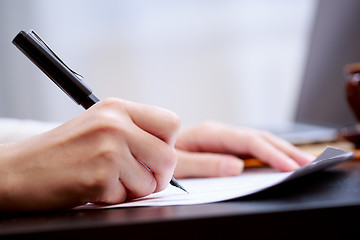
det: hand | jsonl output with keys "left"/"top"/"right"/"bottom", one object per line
{"left": 0, "top": 98, "right": 180, "bottom": 211}
{"left": 174, "top": 121, "right": 314, "bottom": 178}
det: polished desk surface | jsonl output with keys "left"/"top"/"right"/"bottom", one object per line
{"left": 1, "top": 151, "right": 360, "bottom": 239}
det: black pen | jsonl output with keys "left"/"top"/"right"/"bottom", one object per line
{"left": 12, "top": 29, "right": 188, "bottom": 194}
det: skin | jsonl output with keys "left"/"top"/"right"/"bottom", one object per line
{"left": 0, "top": 99, "right": 314, "bottom": 211}
{"left": 174, "top": 121, "right": 314, "bottom": 179}
{"left": 0, "top": 98, "right": 180, "bottom": 211}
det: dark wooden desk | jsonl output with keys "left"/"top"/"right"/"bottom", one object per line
{"left": 1, "top": 161, "right": 360, "bottom": 239}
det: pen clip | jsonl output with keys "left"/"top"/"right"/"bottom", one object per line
{"left": 29, "top": 29, "right": 84, "bottom": 80}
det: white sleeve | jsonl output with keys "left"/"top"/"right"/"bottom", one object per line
{"left": 0, "top": 118, "right": 61, "bottom": 143}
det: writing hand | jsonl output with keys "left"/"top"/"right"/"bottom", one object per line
{"left": 0, "top": 98, "right": 180, "bottom": 211}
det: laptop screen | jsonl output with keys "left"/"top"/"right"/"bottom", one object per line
{"left": 295, "top": 0, "right": 360, "bottom": 128}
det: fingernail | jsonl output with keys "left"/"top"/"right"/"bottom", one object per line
{"left": 283, "top": 157, "right": 301, "bottom": 171}
{"left": 221, "top": 159, "right": 244, "bottom": 176}
{"left": 306, "top": 153, "right": 316, "bottom": 161}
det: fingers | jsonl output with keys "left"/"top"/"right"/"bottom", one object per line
{"left": 261, "top": 132, "right": 315, "bottom": 166}
{"left": 231, "top": 130, "right": 314, "bottom": 172}
{"left": 1, "top": 98, "right": 180, "bottom": 210}
{"left": 176, "top": 122, "right": 315, "bottom": 173}
{"left": 122, "top": 99, "right": 179, "bottom": 192}
{"left": 245, "top": 135, "right": 302, "bottom": 171}
{"left": 125, "top": 100, "right": 181, "bottom": 146}
{"left": 116, "top": 149, "right": 157, "bottom": 199}
{"left": 174, "top": 150, "right": 243, "bottom": 179}
{"left": 98, "top": 98, "right": 179, "bottom": 191}
{"left": 92, "top": 98, "right": 180, "bottom": 146}
{"left": 127, "top": 125, "right": 178, "bottom": 192}
{"left": 86, "top": 98, "right": 179, "bottom": 200}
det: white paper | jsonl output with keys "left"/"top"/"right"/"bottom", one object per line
{"left": 78, "top": 147, "right": 354, "bottom": 209}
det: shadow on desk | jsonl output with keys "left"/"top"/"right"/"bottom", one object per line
{"left": 241, "top": 164, "right": 360, "bottom": 202}
{"left": 1, "top": 161, "right": 360, "bottom": 239}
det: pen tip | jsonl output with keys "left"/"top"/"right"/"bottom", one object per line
{"left": 170, "top": 177, "right": 189, "bottom": 194}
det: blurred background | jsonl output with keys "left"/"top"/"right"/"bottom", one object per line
{"left": 0, "top": 0, "right": 316, "bottom": 128}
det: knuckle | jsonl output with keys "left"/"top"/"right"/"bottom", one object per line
{"left": 82, "top": 165, "right": 113, "bottom": 196}
{"left": 92, "top": 167, "right": 113, "bottom": 188}
{"left": 93, "top": 98, "right": 129, "bottom": 121}
{"left": 95, "top": 114, "right": 118, "bottom": 130}
{"left": 97, "top": 146, "right": 119, "bottom": 166}
{"left": 197, "top": 121, "right": 224, "bottom": 133}
{"left": 162, "top": 110, "right": 181, "bottom": 132}
{"left": 88, "top": 110, "right": 130, "bottom": 140}
{"left": 249, "top": 134, "right": 262, "bottom": 144}
{"left": 259, "top": 130, "right": 275, "bottom": 139}
{"left": 83, "top": 151, "right": 120, "bottom": 197}
{"left": 245, "top": 133, "right": 263, "bottom": 151}
{"left": 97, "top": 97, "right": 126, "bottom": 109}
{"left": 93, "top": 150, "right": 118, "bottom": 183}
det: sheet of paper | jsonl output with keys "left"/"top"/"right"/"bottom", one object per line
{"left": 78, "top": 147, "right": 354, "bottom": 209}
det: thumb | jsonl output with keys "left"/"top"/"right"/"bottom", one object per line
{"left": 174, "top": 150, "right": 244, "bottom": 179}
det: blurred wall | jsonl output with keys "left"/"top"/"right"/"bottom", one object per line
{"left": 0, "top": 0, "right": 316, "bottom": 127}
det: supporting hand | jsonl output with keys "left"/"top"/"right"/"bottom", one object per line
{"left": 174, "top": 121, "right": 314, "bottom": 178}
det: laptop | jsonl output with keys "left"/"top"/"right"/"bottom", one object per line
{"left": 271, "top": 0, "right": 360, "bottom": 144}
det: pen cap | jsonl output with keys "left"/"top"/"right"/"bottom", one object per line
{"left": 12, "top": 30, "right": 92, "bottom": 105}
